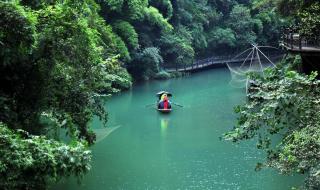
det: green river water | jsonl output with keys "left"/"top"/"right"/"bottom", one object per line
{"left": 54, "top": 67, "right": 302, "bottom": 190}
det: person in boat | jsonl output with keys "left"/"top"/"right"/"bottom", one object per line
{"left": 158, "top": 93, "right": 172, "bottom": 110}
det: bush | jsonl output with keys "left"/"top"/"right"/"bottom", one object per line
{"left": 0, "top": 123, "right": 91, "bottom": 190}
{"left": 154, "top": 71, "right": 172, "bottom": 80}
{"left": 170, "top": 71, "right": 188, "bottom": 78}
{"left": 128, "top": 47, "right": 163, "bottom": 80}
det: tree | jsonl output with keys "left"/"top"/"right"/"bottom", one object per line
{"left": 228, "top": 5, "right": 256, "bottom": 47}
{"left": 143, "top": 6, "right": 173, "bottom": 33}
{"left": 159, "top": 30, "right": 194, "bottom": 68}
{"left": 112, "top": 20, "right": 139, "bottom": 50}
{"left": 207, "top": 28, "right": 236, "bottom": 50}
{"left": 149, "top": 0, "right": 173, "bottom": 19}
{"left": 0, "top": 1, "right": 132, "bottom": 188}
{"left": 128, "top": 47, "right": 163, "bottom": 80}
{"left": 298, "top": 2, "right": 320, "bottom": 36}
{"left": 100, "top": 0, "right": 148, "bottom": 21}
{"left": 225, "top": 56, "right": 320, "bottom": 189}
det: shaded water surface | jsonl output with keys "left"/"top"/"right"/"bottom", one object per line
{"left": 54, "top": 68, "right": 302, "bottom": 190}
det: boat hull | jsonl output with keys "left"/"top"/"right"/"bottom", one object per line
{"left": 157, "top": 109, "right": 172, "bottom": 113}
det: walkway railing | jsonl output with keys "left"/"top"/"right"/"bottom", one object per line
{"left": 163, "top": 54, "right": 282, "bottom": 73}
{"left": 281, "top": 30, "right": 320, "bottom": 53}
{"left": 163, "top": 55, "right": 238, "bottom": 72}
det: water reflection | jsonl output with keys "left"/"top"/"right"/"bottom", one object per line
{"left": 160, "top": 118, "right": 169, "bottom": 138}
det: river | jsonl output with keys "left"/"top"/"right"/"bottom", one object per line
{"left": 54, "top": 67, "right": 302, "bottom": 190}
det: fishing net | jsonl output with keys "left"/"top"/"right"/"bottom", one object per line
{"left": 93, "top": 125, "right": 121, "bottom": 143}
{"left": 227, "top": 45, "right": 280, "bottom": 93}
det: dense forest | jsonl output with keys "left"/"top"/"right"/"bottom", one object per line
{"left": 98, "top": 0, "right": 285, "bottom": 80}
{"left": 0, "top": 0, "right": 319, "bottom": 189}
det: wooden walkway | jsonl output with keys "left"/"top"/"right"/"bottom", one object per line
{"left": 281, "top": 33, "right": 320, "bottom": 53}
{"left": 164, "top": 56, "right": 246, "bottom": 72}
{"left": 164, "top": 54, "right": 283, "bottom": 73}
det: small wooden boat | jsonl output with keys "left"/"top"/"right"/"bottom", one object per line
{"left": 156, "top": 91, "right": 172, "bottom": 113}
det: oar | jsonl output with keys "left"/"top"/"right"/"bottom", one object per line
{"left": 172, "top": 102, "right": 183, "bottom": 107}
{"left": 145, "top": 103, "right": 156, "bottom": 107}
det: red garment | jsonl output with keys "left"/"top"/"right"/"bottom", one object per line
{"left": 164, "top": 100, "right": 168, "bottom": 109}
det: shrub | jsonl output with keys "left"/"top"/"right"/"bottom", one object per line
{"left": 154, "top": 71, "right": 172, "bottom": 80}
{"left": 0, "top": 123, "right": 91, "bottom": 190}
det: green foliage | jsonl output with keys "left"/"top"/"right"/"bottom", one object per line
{"left": 159, "top": 31, "right": 195, "bottom": 67}
{"left": 98, "top": 0, "right": 285, "bottom": 79}
{"left": 0, "top": 1, "right": 132, "bottom": 188}
{"left": 225, "top": 56, "right": 320, "bottom": 189}
{"left": 0, "top": 123, "right": 91, "bottom": 190}
{"left": 20, "top": 0, "right": 56, "bottom": 9}
{"left": 102, "top": 56, "right": 132, "bottom": 91}
{"left": 251, "top": 0, "right": 275, "bottom": 10}
{"left": 173, "top": 0, "right": 210, "bottom": 26}
{"left": 207, "top": 28, "right": 236, "bottom": 48}
{"left": 149, "top": 0, "right": 173, "bottom": 19}
{"left": 170, "top": 0, "right": 220, "bottom": 55}
{"left": 252, "top": 19, "right": 263, "bottom": 35}
{"left": 273, "top": 0, "right": 319, "bottom": 37}
{"left": 254, "top": 9, "right": 284, "bottom": 46}
{"left": 0, "top": 1, "right": 41, "bottom": 130}
{"left": 298, "top": 2, "right": 320, "bottom": 36}
{"left": 190, "top": 24, "right": 208, "bottom": 53}
{"left": 103, "top": 0, "right": 124, "bottom": 11}
{"left": 126, "top": 0, "right": 148, "bottom": 20}
{"left": 154, "top": 71, "right": 172, "bottom": 80}
{"left": 112, "top": 20, "right": 139, "bottom": 50}
{"left": 112, "top": 34, "right": 131, "bottom": 61}
{"left": 84, "top": 17, "right": 130, "bottom": 61}
{"left": 30, "top": 1, "right": 120, "bottom": 142}
{"left": 142, "top": 47, "right": 164, "bottom": 67}
{"left": 143, "top": 6, "right": 173, "bottom": 33}
{"left": 128, "top": 47, "right": 163, "bottom": 80}
{"left": 228, "top": 5, "right": 257, "bottom": 45}
{"left": 276, "top": 0, "right": 305, "bottom": 17}
{"left": 98, "top": 0, "right": 174, "bottom": 80}
{"left": 101, "top": 0, "right": 148, "bottom": 21}
{"left": 0, "top": 1, "right": 35, "bottom": 66}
